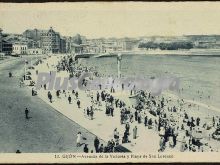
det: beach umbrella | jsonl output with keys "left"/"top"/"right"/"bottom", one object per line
{"left": 200, "top": 138, "right": 208, "bottom": 145}
{"left": 191, "top": 131, "right": 204, "bottom": 140}
{"left": 129, "top": 95, "right": 138, "bottom": 106}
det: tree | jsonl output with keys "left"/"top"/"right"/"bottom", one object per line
{"left": 138, "top": 41, "right": 193, "bottom": 50}
{"left": 73, "top": 34, "right": 82, "bottom": 45}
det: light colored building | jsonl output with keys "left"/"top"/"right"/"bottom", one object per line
{"left": 27, "top": 48, "right": 43, "bottom": 55}
{"left": 71, "top": 43, "right": 83, "bottom": 54}
{"left": 12, "top": 43, "right": 27, "bottom": 55}
{"left": 65, "top": 37, "right": 84, "bottom": 54}
{"left": 83, "top": 38, "right": 140, "bottom": 53}
{"left": 120, "top": 38, "right": 140, "bottom": 51}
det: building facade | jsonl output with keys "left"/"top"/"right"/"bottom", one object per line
{"left": 40, "top": 27, "right": 61, "bottom": 54}
{"left": 64, "top": 37, "right": 83, "bottom": 54}
{"left": 70, "top": 43, "right": 83, "bottom": 54}
{"left": 81, "top": 38, "right": 140, "bottom": 54}
{"left": 65, "top": 37, "right": 71, "bottom": 53}
{"left": 27, "top": 48, "right": 43, "bottom": 55}
{"left": 2, "top": 41, "right": 12, "bottom": 55}
{"left": 23, "top": 29, "right": 42, "bottom": 41}
{"left": 120, "top": 38, "right": 140, "bottom": 51}
{"left": 12, "top": 43, "right": 27, "bottom": 55}
{"left": 60, "top": 37, "right": 66, "bottom": 53}
{"left": 0, "top": 29, "right": 12, "bottom": 55}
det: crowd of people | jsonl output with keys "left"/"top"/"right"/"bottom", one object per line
{"left": 28, "top": 54, "right": 220, "bottom": 153}
{"left": 76, "top": 132, "right": 118, "bottom": 153}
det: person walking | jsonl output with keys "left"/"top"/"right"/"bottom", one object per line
{"left": 25, "top": 108, "right": 29, "bottom": 119}
{"left": 173, "top": 127, "right": 178, "bottom": 147}
{"left": 97, "top": 92, "right": 100, "bottom": 102}
{"left": 137, "top": 112, "right": 141, "bottom": 123}
{"left": 99, "top": 144, "right": 104, "bottom": 153}
{"left": 122, "top": 130, "right": 130, "bottom": 143}
{"left": 98, "top": 84, "right": 102, "bottom": 90}
{"left": 56, "top": 90, "right": 60, "bottom": 98}
{"left": 114, "top": 128, "right": 119, "bottom": 139}
{"left": 32, "top": 88, "right": 35, "bottom": 96}
{"left": 125, "top": 122, "right": 130, "bottom": 134}
{"left": 159, "top": 136, "right": 165, "bottom": 152}
{"left": 49, "top": 94, "right": 52, "bottom": 103}
{"left": 76, "top": 132, "right": 81, "bottom": 147}
{"left": 90, "top": 109, "right": 94, "bottom": 120}
{"left": 135, "top": 110, "right": 138, "bottom": 121}
{"left": 110, "top": 107, "right": 114, "bottom": 117}
{"left": 110, "top": 139, "right": 115, "bottom": 152}
{"left": 133, "top": 126, "right": 138, "bottom": 139}
{"left": 77, "top": 100, "right": 80, "bottom": 108}
{"left": 144, "top": 115, "right": 148, "bottom": 126}
{"left": 83, "top": 144, "right": 89, "bottom": 153}
{"left": 75, "top": 91, "right": 79, "bottom": 99}
{"left": 94, "top": 136, "right": 100, "bottom": 153}
{"left": 114, "top": 128, "right": 120, "bottom": 145}
{"left": 159, "top": 126, "right": 165, "bottom": 137}
{"left": 180, "top": 136, "right": 187, "bottom": 152}
{"left": 9, "top": 72, "right": 12, "bottom": 77}
{"left": 86, "top": 107, "right": 90, "bottom": 117}
{"left": 48, "top": 91, "right": 52, "bottom": 103}
{"left": 68, "top": 95, "right": 72, "bottom": 104}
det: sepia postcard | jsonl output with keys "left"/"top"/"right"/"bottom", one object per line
{"left": 0, "top": 1, "right": 220, "bottom": 163}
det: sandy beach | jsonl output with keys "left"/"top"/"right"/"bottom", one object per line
{"left": 23, "top": 54, "right": 220, "bottom": 153}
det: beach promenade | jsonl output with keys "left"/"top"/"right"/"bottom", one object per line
{"left": 0, "top": 56, "right": 107, "bottom": 153}
{"left": 25, "top": 54, "right": 220, "bottom": 152}
{"left": 28, "top": 55, "right": 160, "bottom": 152}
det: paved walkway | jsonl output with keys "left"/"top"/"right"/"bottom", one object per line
{"left": 0, "top": 56, "right": 107, "bottom": 153}
{"left": 26, "top": 55, "right": 220, "bottom": 152}
{"left": 26, "top": 55, "right": 161, "bottom": 152}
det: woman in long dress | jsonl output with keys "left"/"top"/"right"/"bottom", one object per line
{"left": 76, "top": 132, "right": 81, "bottom": 147}
{"left": 133, "top": 126, "right": 138, "bottom": 139}
{"left": 180, "top": 136, "right": 187, "bottom": 152}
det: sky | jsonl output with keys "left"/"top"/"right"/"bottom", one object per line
{"left": 1, "top": 2, "right": 220, "bottom": 38}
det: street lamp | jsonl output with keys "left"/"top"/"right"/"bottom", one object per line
{"left": 117, "top": 53, "right": 122, "bottom": 78}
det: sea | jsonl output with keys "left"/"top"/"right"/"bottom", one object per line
{"left": 79, "top": 54, "right": 220, "bottom": 110}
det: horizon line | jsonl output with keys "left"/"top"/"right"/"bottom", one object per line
{"left": 3, "top": 28, "right": 220, "bottom": 40}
